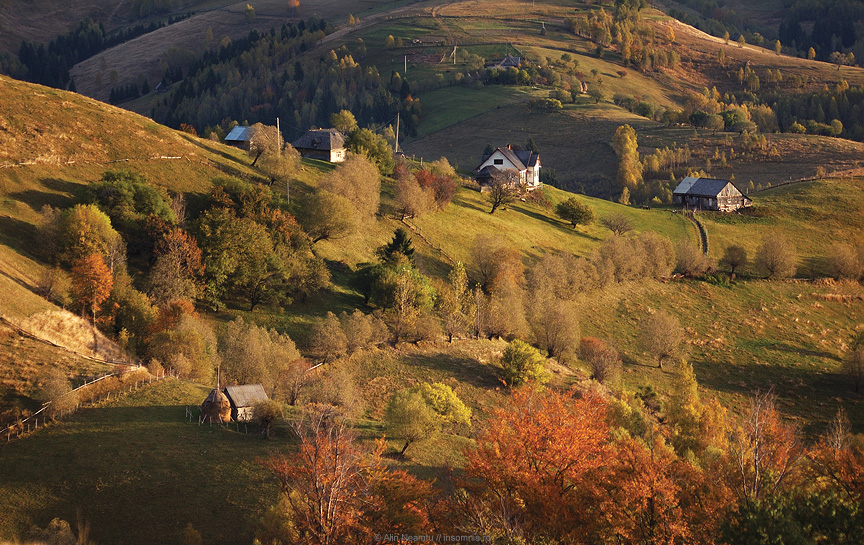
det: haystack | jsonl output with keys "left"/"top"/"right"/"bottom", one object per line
{"left": 201, "top": 388, "right": 231, "bottom": 423}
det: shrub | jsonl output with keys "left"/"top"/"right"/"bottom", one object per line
{"left": 500, "top": 339, "right": 550, "bottom": 387}
{"left": 555, "top": 197, "right": 595, "bottom": 228}
{"left": 676, "top": 240, "right": 713, "bottom": 277}
{"left": 755, "top": 233, "right": 797, "bottom": 278}
{"left": 580, "top": 337, "right": 622, "bottom": 385}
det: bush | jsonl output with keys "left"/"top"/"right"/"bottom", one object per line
{"left": 755, "top": 233, "right": 797, "bottom": 278}
{"left": 829, "top": 243, "right": 864, "bottom": 280}
{"left": 676, "top": 240, "right": 713, "bottom": 277}
{"left": 555, "top": 197, "right": 595, "bottom": 228}
{"left": 500, "top": 339, "right": 550, "bottom": 387}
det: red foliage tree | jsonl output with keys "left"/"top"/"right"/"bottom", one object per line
{"left": 70, "top": 253, "right": 114, "bottom": 323}
{"left": 260, "top": 405, "right": 433, "bottom": 544}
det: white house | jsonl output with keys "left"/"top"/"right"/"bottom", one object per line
{"left": 475, "top": 145, "right": 541, "bottom": 190}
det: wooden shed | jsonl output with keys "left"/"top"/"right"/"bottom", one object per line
{"left": 672, "top": 177, "right": 751, "bottom": 212}
{"left": 223, "top": 384, "right": 268, "bottom": 422}
{"left": 291, "top": 128, "right": 346, "bottom": 162}
{"left": 224, "top": 125, "right": 252, "bottom": 149}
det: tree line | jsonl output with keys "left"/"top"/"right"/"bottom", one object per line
{"left": 2, "top": 15, "right": 191, "bottom": 90}
{"left": 151, "top": 18, "right": 421, "bottom": 143}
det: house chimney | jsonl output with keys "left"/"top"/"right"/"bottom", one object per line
{"left": 507, "top": 144, "right": 511, "bottom": 150}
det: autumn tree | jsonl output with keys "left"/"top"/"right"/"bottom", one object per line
{"left": 258, "top": 143, "right": 301, "bottom": 186}
{"left": 253, "top": 399, "right": 284, "bottom": 439}
{"left": 638, "top": 310, "right": 687, "bottom": 368}
{"left": 344, "top": 128, "right": 394, "bottom": 174}
{"left": 287, "top": 0, "right": 299, "bottom": 17}
{"left": 308, "top": 312, "right": 348, "bottom": 363}
{"left": 394, "top": 175, "right": 434, "bottom": 219}
{"left": 457, "top": 388, "right": 610, "bottom": 541}
{"left": 59, "top": 204, "right": 124, "bottom": 269}
{"left": 386, "top": 389, "right": 441, "bottom": 455}
{"left": 555, "top": 197, "right": 595, "bottom": 228}
{"left": 579, "top": 337, "right": 622, "bottom": 385}
{"left": 527, "top": 295, "right": 580, "bottom": 363}
{"left": 723, "top": 391, "right": 802, "bottom": 508}
{"left": 329, "top": 109, "right": 358, "bottom": 134}
{"left": 146, "top": 226, "right": 204, "bottom": 304}
{"left": 149, "top": 314, "right": 219, "bottom": 381}
{"left": 500, "top": 339, "right": 550, "bottom": 387}
{"left": 299, "top": 191, "right": 358, "bottom": 243}
{"left": 320, "top": 154, "right": 381, "bottom": 223}
{"left": 756, "top": 233, "right": 797, "bottom": 278}
{"left": 720, "top": 244, "right": 748, "bottom": 277}
{"left": 38, "top": 369, "right": 79, "bottom": 419}
{"left": 260, "top": 405, "right": 432, "bottom": 543}
{"left": 437, "top": 262, "right": 472, "bottom": 342}
{"left": 71, "top": 254, "right": 114, "bottom": 323}
{"left": 248, "top": 123, "right": 281, "bottom": 166}
{"left": 612, "top": 124, "right": 642, "bottom": 192}
{"left": 676, "top": 239, "right": 712, "bottom": 277}
{"left": 221, "top": 317, "right": 300, "bottom": 396}
{"left": 829, "top": 242, "right": 864, "bottom": 280}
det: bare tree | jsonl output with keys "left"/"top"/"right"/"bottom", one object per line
{"left": 486, "top": 170, "right": 520, "bottom": 214}
{"left": 756, "top": 233, "right": 797, "bottom": 279}
{"left": 579, "top": 337, "right": 622, "bottom": 385}
{"left": 39, "top": 369, "right": 79, "bottom": 419}
{"left": 638, "top": 311, "right": 687, "bottom": 368}
{"left": 829, "top": 242, "right": 864, "bottom": 280}
{"left": 676, "top": 240, "right": 713, "bottom": 277}
{"left": 601, "top": 213, "right": 634, "bottom": 236}
{"left": 247, "top": 123, "right": 281, "bottom": 166}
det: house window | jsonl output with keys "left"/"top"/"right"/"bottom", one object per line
{"left": 493, "top": 159, "right": 503, "bottom": 165}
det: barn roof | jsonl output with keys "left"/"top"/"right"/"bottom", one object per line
{"left": 476, "top": 146, "right": 539, "bottom": 171}
{"left": 224, "top": 384, "right": 268, "bottom": 408}
{"left": 292, "top": 128, "right": 345, "bottom": 151}
{"left": 225, "top": 125, "right": 252, "bottom": 143}
{"left": 673, "top": 177, "right": 733, "bottom": 197}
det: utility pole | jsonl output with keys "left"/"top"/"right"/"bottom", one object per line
{"left": 404, "top": 55, "right": 407, "bottom": 73}
{"left": 395, "top": 112, "right": 400, "bottom": 153}
{"left": 277, "top": 117, "right": 289, "bottom": 204}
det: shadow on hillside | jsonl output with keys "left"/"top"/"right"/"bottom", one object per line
{"left": 515, "top": 205, "right": 602, "bottom": 242}
{"left": 0, "top": 215, "right": 38, "bottom": 258}
{"left": 402, "top": 351, "right": 499, "bottom": 389}
{"left": 9, "top": 178, "right": 81, "bottom": 212}
{"left": 177, "top": 133, "right": 250, "bottom": 168}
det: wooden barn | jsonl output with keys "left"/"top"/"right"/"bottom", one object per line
{"left": 292, "top": 128, "right": 347, "bottom": 162}
{"left": 224, "top": 125, "right": 252, "bottom": 149}
{"left": 223, "top": 384, "right": 268, "bottom": 422}
{"left": 673, "top": 177, "right": 751, "bottom": 212}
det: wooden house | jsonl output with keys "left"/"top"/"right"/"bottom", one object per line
{"left": 291, "top": 128, "right": 347, "bottom": 163}
{"left": 672, "top": 177, "right": 751, "bottom": 212}
{"left": 223, "top": 384, "right": 268, "bottom": 422}
{"left": 475, "top": 145, "right": 541, "bottom": 191}
{"left": 224, "top": 125, "right": 252, "bottom": 149}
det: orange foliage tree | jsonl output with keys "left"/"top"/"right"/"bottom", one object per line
{"left": 70, "top": 253, "right": 114, "bottom": 323}
{"left": 260, "top": 405, "right": 432, "bottom": 544}
{"left": 722, "top": 391, "right": 803, "bottom": 508}
{"left": 455, "top": 387, "right": 610, "bottom": 542}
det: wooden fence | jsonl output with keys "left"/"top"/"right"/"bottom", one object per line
{"left": 0, "top": 370, "right": 175, "bottom": 446}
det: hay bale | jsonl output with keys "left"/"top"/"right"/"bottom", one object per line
{"left": 201, "top": 388, "right": 231, "bottom": 423}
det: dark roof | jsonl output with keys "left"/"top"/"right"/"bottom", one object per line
{"left": 477, "top": 165, "right": 500, "bottom": 178}
{"left": 224, "top": 384, "right": 268, "bottom": 408}
{"left": 498, "top": 54, "right": 521, "bottom": 68}
{"left": 292, "top": 128, "right": 346, "bottom": 151}
{"left": 225, "top": 125, "right": 252, "bottom": 142}
{"left": 673, "top": 177, "right": 736, "bottom": 197}
{"left": 476, "top": 146, "right": 539, "bottom": 172}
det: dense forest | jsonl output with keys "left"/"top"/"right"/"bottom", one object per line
{"left": 150, "top": 18, "right": 421, "bottom": 141}
{"left": 0, "top": 15, "right": 191, "bottom": 90}
{"left": 668, "top": 0, "right": 864, "bottom": 65}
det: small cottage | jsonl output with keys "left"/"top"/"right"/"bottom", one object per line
{"left": 672, "top": 177, "right": 751, "bottom": 212}
{"left": 224, "top": 125, "right": 252, "bottom": 149}
{"left": 475, "top": 145, "right": 541, "bottom": 190}
{"left": 292, "top": 128, "right": 347, "bottom": 163}
{"left": 223, "top": 384, "right": 269, "bottom": 422}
